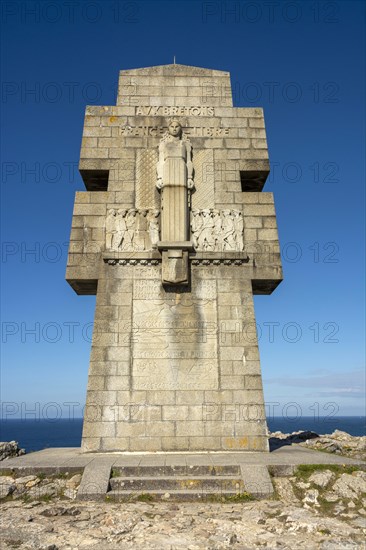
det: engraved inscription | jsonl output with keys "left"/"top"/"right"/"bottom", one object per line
{"left": 135, "top": 106, "right": 215, "bottom": 117}
{"left": 134, "top": 279, "right": 162, "bottom": 300}
{"left": 133, "top": 349, "right": 218, "bottom": 359}
{"left": 119, "top": 126, "right": 230, "bottom": 137}
{"left": 133, "top": 359, "right": 218, "bottom": 390}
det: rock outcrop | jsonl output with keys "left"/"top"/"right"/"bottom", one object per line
{"left": 270, "top": 429, "right": 366, "bottom": 460}
{"left": 0, "top": 441, "right": 25, "bottom": 461}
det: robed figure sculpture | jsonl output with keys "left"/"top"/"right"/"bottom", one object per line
{"left": 156, "top": 119, "right": 194, "bottom": 285}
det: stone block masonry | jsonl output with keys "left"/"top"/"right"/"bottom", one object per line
{"left": 66, "top": 64, "right": 283, "bottom": 452}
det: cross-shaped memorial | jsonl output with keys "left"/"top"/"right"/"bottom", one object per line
{"left": 66, "top": 64, "right": 283, "bottom": 452}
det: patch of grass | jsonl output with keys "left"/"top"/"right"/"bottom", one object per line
{"left": 38, "top": 494, "right": 53, "bottom": 503}
{"left": 3, "top": 539, "right": 23, "bottom": 548}
{"left": 0, "top": 469, "right": 13, "bottom": 476}
{"left": 295, "top": 464, "right": 360, "bottom": 481}
{"left": 55, "top": 472, "right": 68, "bottom": 479}
{"left": 110, "top": 469, "right": 120, "bottom": 478}
{"left": 316, "top": 496, "right": 337, "bottom": 515}
{"left": 268, "top": 482, "right": 281, "bottom": 501}
{"left": 46, "top": 470, "right": 82, "bottom": 480}
{"left": 319, "top": 528, "right": 331, "bottom": 535}
{"left": 223, "top": 492, "right": 253, "bottom": 502}
{"left": 136, "top": 493, "right": 154, "bottom": 502}
{"left": 0, "top": 494, "right": 14, "bottom": 502}
{"left": 206, "top": 492, "right": 253, "bottom": 503}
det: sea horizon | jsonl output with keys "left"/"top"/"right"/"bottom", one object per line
{"left": 1, "top": 416, "right": 364, "bottom": 453}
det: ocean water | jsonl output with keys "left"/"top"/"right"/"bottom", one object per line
{"left": 0, "top": 417, "right": 364, "bottom": 453}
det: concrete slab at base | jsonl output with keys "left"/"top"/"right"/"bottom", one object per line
{"left": 1, "top": 445, "right": 364, "bottom": 501}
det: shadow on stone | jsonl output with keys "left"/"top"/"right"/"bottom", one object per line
{"left": 269, "top": 431, "right": 319, "bottom": 451}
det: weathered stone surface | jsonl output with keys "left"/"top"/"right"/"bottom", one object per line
{"left": 333, "top": 472, "right": 366, "bottom": 500}
{"left": 66, "top": 64, "right": 283, "bottom": 452}
{"left": 2, "top": 462, "right": 366, "bottom": 549}
{"left": 0, "top": 441, "right": 25, "bottom": 461}
{"left": 271, "top": 430, "right": 366, "bottom": 461}
{"left": 309, "top": 470, "right": 334, "bottom": 488}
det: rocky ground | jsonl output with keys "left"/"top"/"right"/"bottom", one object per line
{"left": 0, "top": 431, "right": 365, "bottom": 549}
{"left": 269, "top": 430, "right": 366, "bottom": 461}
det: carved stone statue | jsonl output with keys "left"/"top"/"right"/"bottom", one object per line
{"left": 156, "top": 119, "right": 194, "bottom": 285}
{"left": 156, "top": 119, "right": 194, "bottom": 242}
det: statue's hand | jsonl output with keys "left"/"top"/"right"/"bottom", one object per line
{"left": 156, "top": 178, "right": 163, "bottom": 189}
{"left": 187, "top": 178, "right": 194, "bottom": 190}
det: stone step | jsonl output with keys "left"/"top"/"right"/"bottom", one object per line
{"left": 110, "top": 475, "right": 244, "bottom": 492}
{"left": 239, "top": 465, "right": 274, "bottom": 498}
{"left": 77, "top": 460, "right": 112, "bottom": 501}
{"left": 111, "top": 464, "right": 241, "bottom": 477}
{"left": 107, "top": 489, "right": 250, "bottom": 502}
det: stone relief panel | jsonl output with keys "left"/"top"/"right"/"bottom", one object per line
{"left": 131, "top": 287, "right": 218, "bottom": 390}
{"left": 106, "top": 208, "right": 160, "bottom": 251}
{"left": 135, "top": 149, "right": 159, "bottom": 210}
{"left": 106, "top": 208, "right": 245, "bottom": 253}
{"left": 191, "top": 209, "right": 244, "bottom": 252}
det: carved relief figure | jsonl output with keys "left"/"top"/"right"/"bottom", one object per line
{"left": 212, "top": 209, "right": 222, "bottom": 250}
{"left": 114, "top": 209, "right": 127, "bottom": 250}
{"left": 147, "top": 209, "right": 160, "bottom": 249}
{"left": 191, "top": 210, "right": 203, "bottom": 248}
{"left": 156, "top": 119, "right": 194, "bottom": 242}
{"left": 222, "top": 209, "right": 236, "bottom": 251}
{"left": 106, "top": 209, "right": 116, "bottom": 250}
{"left": 199, "top": 209, "right": 215, "bottom": 251}
{"left": 233, "top": 210, "right": 244, "bottom": 251}
{"left": 106, "top": 208, "right": 160, "bottom": 251}
{"left": 124, "top": 209, "right": 137, "bottom": 251}
{"left": 190, "top": 209, "right": 244, "bottom": 252}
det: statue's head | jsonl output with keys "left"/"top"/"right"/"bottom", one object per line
{"left": 168, "top": 118, "right": 182, "bottom": 137}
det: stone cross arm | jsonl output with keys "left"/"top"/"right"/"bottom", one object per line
{"left": 66, "top": 64, "right": 282, "bottom": 295}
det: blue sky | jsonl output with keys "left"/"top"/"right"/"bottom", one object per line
{"left": 1, "top": 0, "right": 365, "bottom": 420}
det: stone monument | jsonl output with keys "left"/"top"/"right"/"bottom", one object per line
{"left": 66, "top": 64, "right": 283, "bottom": 452}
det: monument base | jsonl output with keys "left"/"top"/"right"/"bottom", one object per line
{"left": 81, "top": 263, "right": 269, "bottom": 454}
